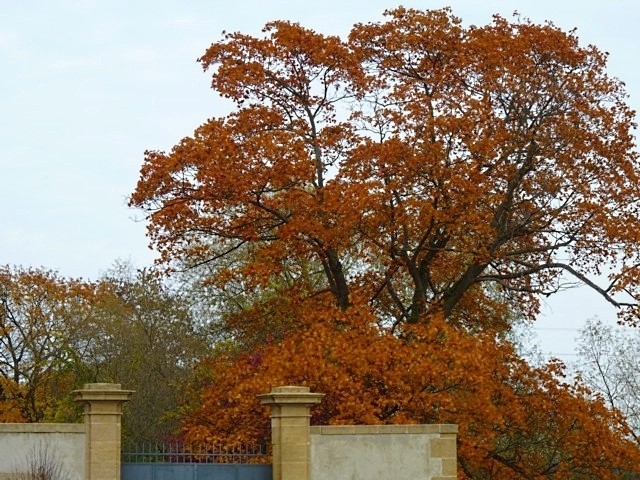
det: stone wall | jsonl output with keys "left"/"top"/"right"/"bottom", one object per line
{"left": 1, "top": 385, "right": 457, "bottom": 480}
{"left": 0, "top": 383, "right": 131, "bottom": 480}
{"left": 310, "top": 424, "right": 457, "bottom": 480}
{"left": 259, "top": 386, "right": 458, "bottom": 480}
{"left": 0, "top": 423, "right": 85, "bottom": 480}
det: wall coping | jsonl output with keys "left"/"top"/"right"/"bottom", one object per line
{"left": 310, "top": 424, "right": 458, "bottom": 435}
{"left": 0, "top": 423, "right": 84, "bottom": 434}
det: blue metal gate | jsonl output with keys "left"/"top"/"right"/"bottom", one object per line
{"left": 121, "top": 463, "right": 271, "bottom": 480}
{"left": 121, "top": 443, "right": 272, "bottom": 480}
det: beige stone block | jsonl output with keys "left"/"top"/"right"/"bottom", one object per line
{"left": 375, "top": 425, "right": 409, "bottom": 434}
{"left": 389, "top": 424, "right": 438, "bottom": 434}
{"left": 0, "top": 423, "right": 84, "bottom": 433}
{"left": 430, "top": 437, "right": 457, "bottom": 458}
{"left": 315, "top": 425, "right": 356, "bottom": 435}
{"left": 281, "top": 461, "right": 309, "bottom": 479}
{"left": 73, "top": 383, "right": 132, "bottom": 480}
{"left": 279, "top": 415, "right": 311, "bottom": 426}
{"left": 279, "top": 443, "right": 309, "bottom": 463}
{"left": 91, "top": 463, "right": 120, "bottom": 480}
{"left": 350, "top": 425, "right": 380, "bottom": 434}
{"left": 86, "top": 403, "right": 122, "bottom": 415}
{"left": 270, "top": 406, "right": 283, "bottom": 417}
{"left": 87, "top": 423, "right": 119, "bottom": 439}
{"left": 258, "top": 387, "right": 324, "bottom": 409}
{"left": 273, "top": 386, "right": 310, "bottom": 394}
{"left": 271, "top": 462, "right": 281, "bottom": 480}
{"left": 280, "top": 425, "right": 310, "bottom": 444}
{"left": 438, "top": 424, "right": 458, "bottom": 434}
{"left": 270, "top": 412, "right": 307, "bottom": 420}
{"left": 442, "top": 457, "right": 457, "bottom": 476}
{"left": 92, "top": 445, "right": 119, "bottom": 457}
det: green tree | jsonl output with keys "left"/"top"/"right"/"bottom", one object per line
{"left": 89, "top": 262, "right": 213, "bottom": 446}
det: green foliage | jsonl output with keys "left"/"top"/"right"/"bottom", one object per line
{"left": 89, "top": 261, "right": 215, "bottom": 446}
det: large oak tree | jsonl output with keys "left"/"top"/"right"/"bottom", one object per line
{"left": 130, "top": 8, "right": 640, "bottom": 478}
{"left": 131, "top": 8, "right": 639, "bottom": 326}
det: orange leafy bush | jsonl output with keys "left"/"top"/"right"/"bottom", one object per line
{"left": 0, "top": 378, "right": 27, "bottom": 422}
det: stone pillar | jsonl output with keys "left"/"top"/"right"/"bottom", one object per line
{"left": 258, "top": 386, "right": 324, "bottom": 480}
{"left": 430, "top": 425, "right": 458, "bottom": 480}
{"left": 72, "top": 383, "right": 133, "bottom": 480}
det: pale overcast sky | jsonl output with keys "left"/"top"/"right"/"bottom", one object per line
{"left": 1, "top": 1, "right": 638, "bottom": 359}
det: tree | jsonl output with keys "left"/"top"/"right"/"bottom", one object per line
{"left": 176, "top": 244, "right": 330, "bottom": 353}
{"left": 0, "top": 266, "right": 95, "bottom": 422}
{"left": 0, "top": 261, "right": 214, "bottom": 442}
{"left": 182, "top": 305, "right": 640, "bottom": 478}
{"left": 88, "top": 262, "right": 214, "bottom": 447}
{"left": 576, "top": 318, "right": 640, "bottom": 444}
{"left": 10, "top": 441, "right": 73, "bottom": 480}
{"left": 131, "top": 7, "right": 640, "bottom": 327}
{"left": 129, "top": 8, "right": 640, "bottom": 478}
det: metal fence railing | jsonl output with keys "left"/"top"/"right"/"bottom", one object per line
{"left": 122, "top": 442, "right": 271, "bottom": 464}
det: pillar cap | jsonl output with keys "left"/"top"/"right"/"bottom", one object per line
{"left": 258, "top": 385, "right": 324, "bottom": 406}
{"left": 72, "top": 383, "right": 134, "bottom": 402}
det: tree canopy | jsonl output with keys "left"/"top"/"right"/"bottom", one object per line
{"left": 88, "top": 263, "right": 214, "bottom": 447}
{"left": 131, "top": 7, "right": 639, "bottom": 327}
{"left": 0, "top": 266, "right": 94, "bottom": 422}
{"left": 130, "top": 8, "right": 640, "bottom": 478}
{"left": 0, "top": 263, "right": 212, "bottom": 446}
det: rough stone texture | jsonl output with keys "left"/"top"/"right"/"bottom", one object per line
{"left": 0, "top": 383, "right": 132, "bottom": 480}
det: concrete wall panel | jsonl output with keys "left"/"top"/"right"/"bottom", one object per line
{"left": 0, "top": 424, "right": 84, "bottom": 480}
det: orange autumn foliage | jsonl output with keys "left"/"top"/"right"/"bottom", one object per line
{"left": 131, "top": 8, "right": 640, "bottom": 326}
{"left": 0, "top": 378, "right": 27, "bottom": 422}
{"left": 0, "top": 266, "right": 95, "bottom": 422}
{"left": 130, "top": 7, "right": 640, "bottom": 478}
{"left": 183, "top": 305, "right": 640, "bottom": 478}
